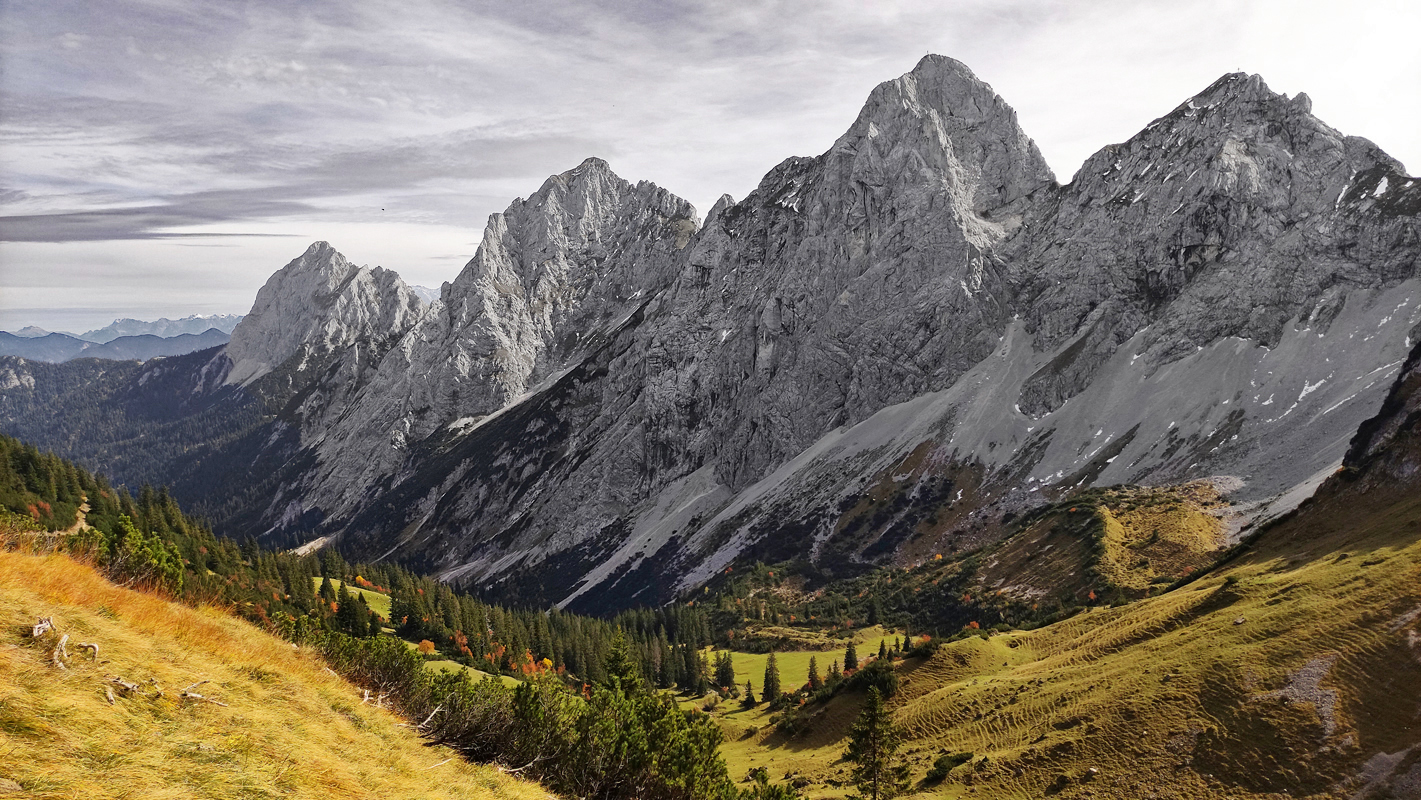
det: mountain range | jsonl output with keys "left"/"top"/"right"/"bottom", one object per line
{"left": 0, "top": 314, "right": 245, "bottom": 363}
{"left": 2, "top": 55, "right": 1417, "bottom": 614}
{"left": 0, "top": 327, "right": 233, "bottom": 363}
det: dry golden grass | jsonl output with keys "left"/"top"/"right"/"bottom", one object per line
{"left": 1095, "top": 484, "right": 1225, "bottom": 592}
{"left": 0, "top": 550, "right": 551, "bottom": 800}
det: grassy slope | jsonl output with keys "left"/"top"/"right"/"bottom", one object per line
{"left": 0, "top": 551, "right": 549, "bottom": 800}
{"left": 709, "top": 487, "right": 1421, "bottom": 799}
{"left": 715, "top": 626, "right": 902, "bottom": 693}
{"left": 311, "top": 577, "right": 392, "bottom": 620}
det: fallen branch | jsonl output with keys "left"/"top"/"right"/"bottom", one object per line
{"left": 179, "top": 690, "right": 229, "bottom": 707}
{"left": 419, "top": 704, "right": 443, "bottom": 729}
{"left": 420, "top": 758, "right": 453, "bottom": 770}
{"left": 31, "top": 617, "right": 53, "bottom": 637}
{"left": 77, "top": 642, "right": 99, "bottom": 660}
{"left": 52, "top": 634, "right": 69, "bottom": 670}
{"left": 104, "top": 686, "right": 115, "bottom": 705}
{"left": 177, "top": 679, "right": 227, "bottom": 705}
{"left": 110, "top": 676, "right": 140, "bottom": 694}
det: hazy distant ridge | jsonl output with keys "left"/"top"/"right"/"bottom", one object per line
{"left": 78, "top": 314, "right": 244, "bottom": 343}
{"left": 0, "top": 328, "right": 230, "bottom": 363}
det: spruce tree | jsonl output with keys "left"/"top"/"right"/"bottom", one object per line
{"left": 741, "top": 680, "right": 757, "bottom": 709}
{"left": 715, "top": 651, "right": 737, "bottom": 689}
{"left": 845, "top": 687, "right": 910, "bottom": 800}
{"left": 845, "top": 641, "right": 859, "bottom": 672}
{"left": 807, "top": 655, "right": 823, "bottom": 692}
{"left": 603, "top": 630, "right": 642, "bottom": 691}
{"left": 878, "top": 639, "right": 888, "bottom": 660}
{"left": 762, "top": 651, "right": 781, "bottom": 704}
{"left": 695, "top": 652, "right": 712, "bottom": 696}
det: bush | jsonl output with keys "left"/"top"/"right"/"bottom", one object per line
{"left": 844, "top": 658, "right": 899, "bottom": 698}
{"left": 905, "top": 637, "right": 940, "bottom": 658}
{"left": 925, "top": 752, "right": 973, "bottom": 782}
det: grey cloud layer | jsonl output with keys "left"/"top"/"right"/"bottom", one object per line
{"left": 2, "top": 1, "right": 1417, "bottom": 249}
{"left": 1, "top": 0, "right": 1055, "bottom": 241}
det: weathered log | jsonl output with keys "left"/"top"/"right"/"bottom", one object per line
{"left": 104, "top": 686, "right": 115, "bottom": 705}
{"left": 52, "top": 634, "right": 69, "bottom": 669}
{"left": 31, "top": 617, "right": 53, "bottom": 637}
{"left": 77, "top": 642, "right": 99, "bottom": 660}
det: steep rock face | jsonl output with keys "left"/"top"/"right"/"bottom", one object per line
{"left": 225, "top": 241, "right": 425, "bottom": 391}
{"left": 295, "top": 158, "right": 699, "bottom": 526}
{"left": 1009, "top": 73, "right": 1416, "bottom": 416}
{"left": 1344, "top": 337, "right": 1421, "bottom": 490}
{"left": 639, "top": 54, "right": 1055, "bottom": 491}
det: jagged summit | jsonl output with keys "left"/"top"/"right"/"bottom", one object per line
{"left": 831, "top": 53, "right": 1054, "bottom": 216}
{"left": 223, "top": 242, "right": 425, "bottom": 387}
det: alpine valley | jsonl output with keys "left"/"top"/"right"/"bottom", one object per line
{"left": 4, "top": 54, "right": 1419, "bottom": 623}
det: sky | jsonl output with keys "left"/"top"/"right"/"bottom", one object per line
{"left": 1, "top": 0, "right": 1418, "bottom": 333}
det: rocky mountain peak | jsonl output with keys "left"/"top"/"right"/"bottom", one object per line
{"left": 224, "top": 242, "right": 425, "bottom": 387}
{"left": 834, "top": 53, "right": 1054, "bottom": 217}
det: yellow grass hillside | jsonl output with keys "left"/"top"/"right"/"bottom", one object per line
{"left": 0, "top": 550, "right": 550, "bottom": 800}
{"left": 708, "top": 485, "right": 1421, "bottom": 799}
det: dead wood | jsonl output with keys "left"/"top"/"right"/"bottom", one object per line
{"left": 52, "top": 634, "right": 69, "bottom": 669}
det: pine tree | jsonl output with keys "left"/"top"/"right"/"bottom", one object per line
{"left": 762, "top": 651, "right": 781, "bottom": 704}
{"left": 845, "top": 641, "right": 859, "bottom": 672}
{"left": 319, "top": 575, "right": 336, "bottom": 603}
{"left": 603, "top": 630, "right": 642, "bottom": 691}
{"left": 829, "top": 659, "right": 843, "bottom": 683}
{"left": 878, "top": 639, "right": 888, "bottom": 660}
{"left": 807, "top": 655, "right": 823, "bottom": 692}
{"left": 741, "top": 680, "right": 757, "bottom": 709}
{"left": 695, "top": 651, "right": 711, "bottom": 696}
{"left": 714, "top": 651, "right": 737, "bottom": 689}
{"left": 845, "top": 687, "right": 910, "bottom": 800}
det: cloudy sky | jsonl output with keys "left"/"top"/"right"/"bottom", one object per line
{"left": 2, "top": 0, "right": 1418, "bottom": 333}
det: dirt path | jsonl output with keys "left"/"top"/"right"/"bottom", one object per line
{"left": 59, "top": 500, "right": 90, "bottom": 536}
